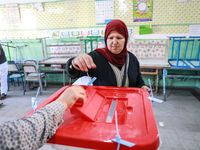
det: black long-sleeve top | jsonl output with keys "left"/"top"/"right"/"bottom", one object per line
{"left": 0, "top": 44, "right": 7, "bottom": 64}
{"left": 66, "top": 51, "right": 145, "bottom": 88}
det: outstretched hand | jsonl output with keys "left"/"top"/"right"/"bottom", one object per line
{"left": 73, "top": 54, "right": 97, "bottom": 72}
{"left": 141, "top": 85, "right": 150, "bottom": 92}
{"left": 56, "top": 85, "right": 86, "bottom": 110}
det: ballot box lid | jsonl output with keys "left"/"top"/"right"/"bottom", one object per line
{"left": 25, "top": 85, "right": 159, "bottom": 150}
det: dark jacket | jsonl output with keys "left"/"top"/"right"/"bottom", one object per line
{"left": 0, "top": 44, "right": 7, "bottom": 64}
{"left": 66, "top": 51, "right": 145, "bottom": 88}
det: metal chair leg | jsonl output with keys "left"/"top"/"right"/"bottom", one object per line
{"left": 44, "top": 75, "right": 47, "bottom": 90}
{"left": 39, "top": 78, "right": 43, "bottom": 95}
{"left": 21, "top": 77, "right": 24, "bottom": 91}
{"left": 23, "top": 80, "right": 26, "bottom": 95}
{"left": 8, "top": 78, "right": 10, "bottom": 91}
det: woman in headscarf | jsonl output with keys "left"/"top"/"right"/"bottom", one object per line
{"left": 66, "top": 19, "right": 150, "bottom": 91}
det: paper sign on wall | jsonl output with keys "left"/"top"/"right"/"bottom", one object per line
{"left": 33, "top": 3, "right": 43, "bottom": 12}
{"left": 139, "top": 25, "right": 152, "bottom": 35}
{"left": 189, "top": 25, "right": 200, "bottom": 34}
{"left": 60, "top": 31, "right": 70, "bottom": 38}
{"left": 95, "top": 0, "right": 114, "bottom": 25}
{"left": 81, "top": 29, "right": 90, "bottom": 36}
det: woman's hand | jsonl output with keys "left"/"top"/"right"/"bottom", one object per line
{"left": 141, "top": 85, "right": 150, "bottom": 92}
{"left": 72, "top": 54, "right": 96, "bottom": 72}
{"left": 56, "top": 85, "right": 86, "bottom": 110}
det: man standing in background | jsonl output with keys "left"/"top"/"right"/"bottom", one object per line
{"left": 0, "top": 44, "right": 8, "bottom": 102}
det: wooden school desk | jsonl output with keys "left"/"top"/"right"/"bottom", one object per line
{"left": 39, "top": 57, "right": 70, "bottom": 86}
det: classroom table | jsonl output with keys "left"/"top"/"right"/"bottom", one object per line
{"left": 39, "top": 57, "right": 70, "bottom": 86}
{"left": 39, "top": 57, "right": 69, "bottom": 67}
{"left": 140, "top": 65, "right": 171, "bottom": 94}
{"left": 163, "top": 67, "right": 200, "bottom": 101}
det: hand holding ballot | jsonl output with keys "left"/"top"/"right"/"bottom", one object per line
{"left": 0, "top": 85, "right": 87, "bottom": 150}
{"left": 57, "top": 85, "right": 86, "bottom": 110}
{"left": 72, "top": 54, "right": 97, "bottom": 72}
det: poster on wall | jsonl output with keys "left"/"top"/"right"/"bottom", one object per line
{"left": 133, "top": 0, "right": 153, "bottom": 22}
{"left": 33, "top": 2, "right": 44, "bottom": 11}
{"left": 5, "top": 3, "right": 21, "bottom": 26}
{"left": 95, "top": 0, "right": 114, "bottom": 25}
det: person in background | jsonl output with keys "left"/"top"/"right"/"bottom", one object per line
{"left": 0, "top": 44, "right": 8, "bottom": 101}
{"left": 0, "top": 85, "right": 86, "bottom": 150}
{"left": 66, "top": 19, "right": 150, "bottom": 91}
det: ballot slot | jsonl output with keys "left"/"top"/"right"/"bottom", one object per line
{"left": 72, "top": 87, "right": 130, "bottom": 124}
{"left": 106, "top": 100, "right": 117, "bottom": 123}
{"left": 71, "top": 87, "right": 105, "bottom": 122}
{"left": 104, "top": 98, "right": 128, "bottom": 124}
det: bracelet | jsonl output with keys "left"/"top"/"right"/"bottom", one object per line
{"left": 71, "top": 59, "right": 80, "bottom": 70}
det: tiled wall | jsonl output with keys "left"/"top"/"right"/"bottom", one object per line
{"left": 0, "top": 0, "right": 199, "bottom": 38}
{"left": 0, "top": 0, "right": 199, "bottom": 86}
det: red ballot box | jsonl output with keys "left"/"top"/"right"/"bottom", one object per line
{"left": 25, "top": 85, "right": 160, "bottom": 150}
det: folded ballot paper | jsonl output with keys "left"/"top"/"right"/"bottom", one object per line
{"left": 73, "top": 76, "right": 92, "bottom": 85}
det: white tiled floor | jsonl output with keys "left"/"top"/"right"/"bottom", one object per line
{"left": 0, "top": 84, "right": 200, "bottom": 150}
{"left": 153, "top": 89, "right": 200, "bottom": 150}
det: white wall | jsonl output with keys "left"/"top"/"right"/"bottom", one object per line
{"left": 0, "top": 0, "right": 59, "bottom": 5}
{"left": 133, "top": 33, "right": 199, "bottom": 40}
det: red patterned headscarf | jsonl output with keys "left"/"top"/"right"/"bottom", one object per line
{"left": 95, "top": 19, "right": 129, "bottom": 67}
